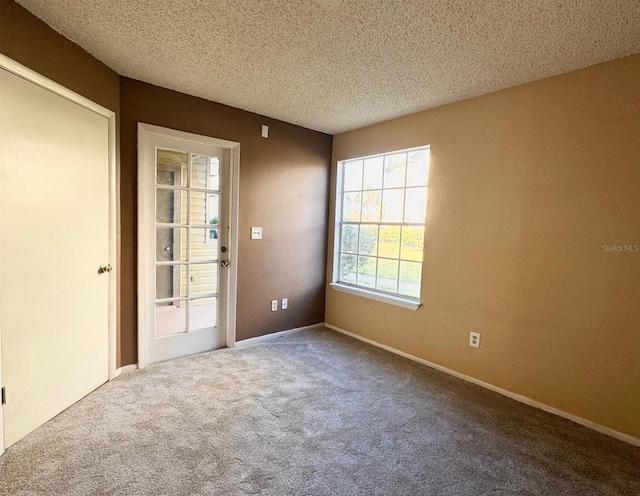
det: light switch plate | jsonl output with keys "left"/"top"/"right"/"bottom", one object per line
{"left": 261, "top": 125, "right": 269, "bottom": 138}
{"left": 251, "top": 227, "right": 263, "bottom": 240}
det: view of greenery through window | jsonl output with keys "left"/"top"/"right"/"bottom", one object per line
{"left": 337, "top": 147, "right": 430, "bottom": 299}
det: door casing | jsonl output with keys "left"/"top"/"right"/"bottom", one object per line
{"left": 0, "top": 53, "right": 118, "bottom": 456}
{"left": 137, "top": 123, "right": 240, "bottom": 368}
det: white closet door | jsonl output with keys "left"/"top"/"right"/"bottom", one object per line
{"left": 0, "top": 67, "right": 110, "bottom": 447}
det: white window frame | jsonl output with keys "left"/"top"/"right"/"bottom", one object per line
{"left": 331, "top": 146, "right": 430, "bottom": 311}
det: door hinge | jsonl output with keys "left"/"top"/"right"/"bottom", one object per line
{"left": 1, "top": 386, "right": 5, "bottom": 405}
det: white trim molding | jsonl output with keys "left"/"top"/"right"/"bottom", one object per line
{"left": 236, "top": 323, "right": 324, "bottom": 347}
{"left": 118, "top": 364, "right": 138, "bottom": 376}
{"left": 330, "top": 146, "right": 429, "bottom": 310}
{"left": 0, "top": 56, "right": 119, "bottom": 382}
{"left": 0, "top": 55, "right": 118, "bottom": 382}
{"left": 110, "top": 363, "right": 138, "bottom": 379}
{"left": 330, "top": 283, "right": 421, "bottom": 310}
{"left": 137, "top": 123, "right": 240, "bottom": 367}
{"left": 324, "top": 323, "right": 640, "bottom": 448}
{"left": 0, "top": 54, "right": 115, "bottom": 119}
{"left": 0, "top": 55, "right": 117, "bottom": 454}
{"left": 0, "top": 54, "right": 119, "bottom": 450}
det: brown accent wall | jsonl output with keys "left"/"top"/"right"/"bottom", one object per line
{"left": 0, "top": 1, "right": 331, "bottom": 367}
{"left": 0, "top": 0, "right": 122, "bottom": 365}
{"left": 327, "top": 55, "right": 640, "bottom": 439}
{"left": 0, "top": 0, "right": 119, "bottom": 112}
{"left": 120, "top": 78, "right": 332, "bottom": 365}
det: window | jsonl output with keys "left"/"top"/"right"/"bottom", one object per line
{"left": 332, "top": 146, "right": 430, "bottom": 308}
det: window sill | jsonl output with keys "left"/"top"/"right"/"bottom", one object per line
{"left": 330, "top": 283, "right": 421, "bottom": 311}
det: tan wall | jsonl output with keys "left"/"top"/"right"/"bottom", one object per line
{"left": 327, "top": 55, "right": 640, "bottom": 439}
{"left": 120, "top": 78, "right": 332, "bottom": 364}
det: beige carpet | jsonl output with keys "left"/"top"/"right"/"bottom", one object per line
{"left": 0, "top": 327, "right": 638, "bottom": 495}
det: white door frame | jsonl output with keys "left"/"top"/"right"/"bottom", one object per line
{"left": 0, "top": 53, "right": 118, "bottom": 456}
{"left": 137, "top": 123, "right": 239, "bottom": 369}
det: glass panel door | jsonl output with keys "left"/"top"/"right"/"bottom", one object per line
{"left": 139, "top": 124, "right": 233, "bottom": 366}
{"left": 139, "top": 124, "right": 238, "bottom": 366}
{"left": 155, "top": 149, "right": 221, "bottom": 339}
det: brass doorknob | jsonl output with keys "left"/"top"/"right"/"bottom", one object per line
{"left": 98, "top": 264, "right": 112, "bottom": 274}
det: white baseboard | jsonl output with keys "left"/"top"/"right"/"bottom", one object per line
{"left": 236, "top": 323, "right": 324, "bottom": 347}
{"left": 324, "top": 323, "right": 640, "bottom": 448}
{"left": 112, "top": 363, "right": 138, "bottom": 378}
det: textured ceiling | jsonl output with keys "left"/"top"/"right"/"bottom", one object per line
{"left": 16, "top": 0, "right": 640, "bottom": 134}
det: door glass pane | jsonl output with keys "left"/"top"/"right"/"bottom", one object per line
{"left": 190, "top": 192, "right": 219, "bottom": 226}
{"left": 156, "top": 227, "right": 187, "bottom": 262}
{"left": 209, "top": 158, "right": 220, "bottom": 191}
{"left": 189, "top": 191, "right": 207, "bottom": 224}
{"left": 156, "top": 189, "right": 187, "bottom": 224}
{"left": 191, "top": 228, "right": 218, "bottom": 262}
{"left": 189, "top": 297, "right": 217, "bottom": 331}
{"left": 156, "top": 302, "right": 187, "bottom": 337}
{"left": 156, "top": 265, "right": 187, "bottom": 300}
{"left": 191, "top": 154, "right": 220, "bottom": 190}
{"left": 207, "top": 193, "right": 219, "bottom": 226}
{"left": 377, "top": 259, "right": 398, "bottom": 293}
{"left": 190, "top": 263, "right": 218, "bottom": 297}
{"left": 157, "top": 149, "right": 188, "bottom": 186}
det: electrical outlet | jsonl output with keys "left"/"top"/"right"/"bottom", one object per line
{"left": 271, "top": 299, "right": 278, "bottom": 311}
{"left": 469, "top": 331, "right": 480, "bottom": 348}
{"left": 251, "top": 227, "right": 263, "bottom": 240}
{"left": 282, "top": 298, "right": 288, "bottom": 310}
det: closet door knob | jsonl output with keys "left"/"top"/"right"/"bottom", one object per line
{"left": 98, "top": 264, "right": 112, "bottom": 274}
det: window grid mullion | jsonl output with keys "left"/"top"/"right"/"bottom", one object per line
{"left": 338, "top": 163, "right": 347, "bottom": 278}
{"left": 338, "top": 281, "right": 410, "bottom": 301}
{"left": 156, "top": 223, "right": 189, "bottom": 229}
{"left": 341, "top": 221, "right": 425, "bottom": 227}
{"left": 396, "top": 152, "right": 409, "bottom": 291}
{"left": 337, "top": 148, "right": 428, "bottom": 300}
{"left": 401, "top": 154, "right": 408, "bottom": 223}
{"left": 358, "top": 158, "right": 366, "bottom": 286}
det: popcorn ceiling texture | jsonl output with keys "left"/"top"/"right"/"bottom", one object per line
{"left": 16, "top": 0, "right": 640, "bottom": 134}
